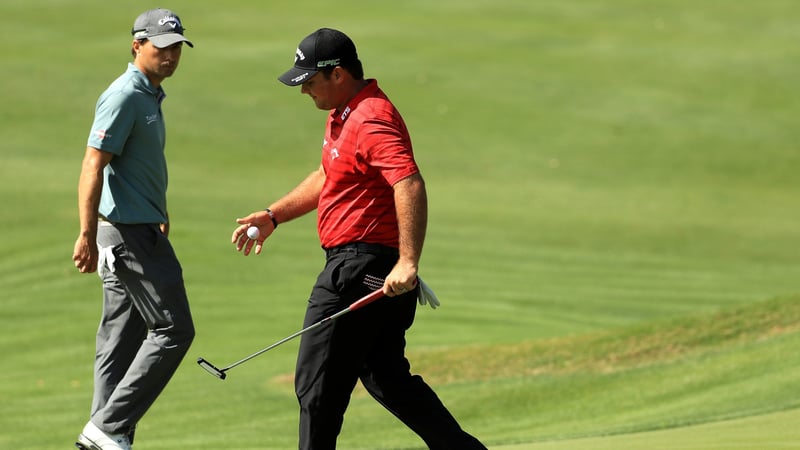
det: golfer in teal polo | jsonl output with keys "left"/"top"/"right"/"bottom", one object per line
{"left": 72, "top": 8, "right": 195, "bottom": 450}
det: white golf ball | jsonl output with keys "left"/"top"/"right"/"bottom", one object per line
{"left": 246, "top": 226, "right": 260, "bottom": 240}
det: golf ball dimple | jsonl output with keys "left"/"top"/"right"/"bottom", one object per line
{"left": 246, "top": 226, "right": 260, "bottom": 240}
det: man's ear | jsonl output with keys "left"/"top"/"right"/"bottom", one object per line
{"left": 334, "top": 66, "right": 350, "bottom": 83}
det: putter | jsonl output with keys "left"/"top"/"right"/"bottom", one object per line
{"left": 197, "top": 288, "right": 385, "bottom": 380}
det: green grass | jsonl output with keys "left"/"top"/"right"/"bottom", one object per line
{"left": 2, "top": 0, "right": 800, "bottom": 448}
{"left": 516, "top": 408, "right": 800, "bottom": 450}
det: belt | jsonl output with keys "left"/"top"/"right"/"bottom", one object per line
{"left": 98, "top": 215, "right": 114, "bottom": 227}
{"left": 97, "top": 216, "right": 155, "bottom": 228}
{"left": 324, "top": 242, "right": 399, "bottom": 258}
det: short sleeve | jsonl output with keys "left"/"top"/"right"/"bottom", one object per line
{"left": 360, "top": 117, "right": 419, "bottom": 186}
{"left": 87, "top": 90, "right": 136, "bottom": 155}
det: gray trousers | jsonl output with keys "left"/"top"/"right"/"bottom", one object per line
{"left": 91, "top": 223, "right": 194, "bottom": 436}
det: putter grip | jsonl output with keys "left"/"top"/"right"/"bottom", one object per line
{"left": 348, "top": 289, "right": 384, "bottom": 312}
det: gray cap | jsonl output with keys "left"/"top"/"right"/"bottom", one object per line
{"left": 131, "top": 8, "right": 193, "bottom": 48}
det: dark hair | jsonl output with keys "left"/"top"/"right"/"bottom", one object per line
{"left": 131, "top": 39, "right": 147, "bottom": 58}
{"left": 321, "top": 59, "right": 364, "bottom": 80}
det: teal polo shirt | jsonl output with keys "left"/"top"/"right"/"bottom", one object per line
{"left": 87, "top": 63, "right": 169, "bottom": 224}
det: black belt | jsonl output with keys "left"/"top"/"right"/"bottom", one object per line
{"left": 324, "top": 242, "right": 399, "bottom": 258}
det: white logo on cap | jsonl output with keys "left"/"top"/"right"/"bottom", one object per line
{"left": 291, "top": 72, "right": 310, "bottom": 83}
{"left": 295, "top": 48, "right": 305, "bottom": 63}
{"left": 158, "top": 16, "right": 181, "bottom": 29}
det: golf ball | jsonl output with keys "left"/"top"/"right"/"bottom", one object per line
{"left": 246, "top": 226, "right": 260, "bottom": 240}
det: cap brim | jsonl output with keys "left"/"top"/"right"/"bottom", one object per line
{"left": 278, "top": 67, "right": 316, "bottom": 86}
{"left": 149, "top": 33, "right": 193, "bottom": 48}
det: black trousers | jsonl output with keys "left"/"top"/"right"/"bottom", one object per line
{"left": 295, "top": 244, "right": 486, "bottom": 450}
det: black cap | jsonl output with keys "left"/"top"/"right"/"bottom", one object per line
{"left": 131, "top": 8, "right": 193, "bottom": 48}
{"left": 278, "top": 28, "right": 358, "bottom": 86}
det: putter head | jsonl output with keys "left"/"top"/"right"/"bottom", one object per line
{"left": 197, "top": 357, "right": 227, "bottom": 380}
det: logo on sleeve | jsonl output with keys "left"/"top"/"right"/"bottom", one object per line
{"left": 95, "top": 129, "right": 111, "bottom": 140}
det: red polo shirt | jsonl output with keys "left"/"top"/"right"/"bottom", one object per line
{"left": 318, "top": 79, "right": 419, "bottom": 249}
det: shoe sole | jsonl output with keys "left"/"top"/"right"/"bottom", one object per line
{"left": 75, "top": 434, "right": 101, "bottom": 450}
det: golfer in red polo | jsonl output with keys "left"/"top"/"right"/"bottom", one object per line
{"left": 232, "top": 28, "right": 487, "bottom": 450}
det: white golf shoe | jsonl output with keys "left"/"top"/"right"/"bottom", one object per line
{"left": 75, "top": 421, "right": 132, "bottom": 450}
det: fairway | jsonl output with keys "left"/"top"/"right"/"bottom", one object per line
{"left": 504, "top": 409, "right": 800, "bottom": 450}
{"left": 2, "top": 0, "right": 800, "bottom": 449}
